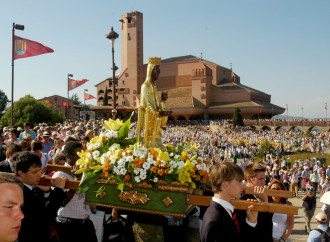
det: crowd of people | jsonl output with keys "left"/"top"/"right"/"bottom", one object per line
{"left": 0, "top": 115, "right": 329, "bottom": 242}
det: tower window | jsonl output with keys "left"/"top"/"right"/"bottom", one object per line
{"left": 128, "top": 33, "right": 131, "bottom": 40}
{"left": 127, "top": 17, "right": 132, "bottom": 23}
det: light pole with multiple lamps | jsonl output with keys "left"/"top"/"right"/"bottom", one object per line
{"left": 84, "top": 89, "right": 88, "bottom": 111}
{"left": 67, "top": 73, "right": 73, "bottom": 119}
{"left": 11, "top": 23, "right": 25, "bottom": 127}
{"left": 286, "top": 104, "right": 288, "bottom": 120}
{"left": 106, "top": 27, "right": 119, "bottom": 111}
{"left": 301, "top": 107, "right": 304, "bottom": 120}
{"left": 326, "top": 102, "right": 328, "bottom": 121}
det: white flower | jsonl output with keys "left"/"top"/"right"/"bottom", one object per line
{"left": 177, "top": 161, "right": 185, "bottom": 169}
{"left": 135, "top": 176, "right": 141, "bottom": 183}
{"left": 118, "top": 158, "right": 126, "bottom": 167}
{"left": 134, "top": 168, "right": 141, "bottom": 175}
{"left": 126, "top": 150, "right": 131, "bottom": 154}
{"left": 120, "top": 168, "right": 127, "bottom": 175}
{"left": 113, "top": 167, "right": 120, "bottom": 175}
{"left": 160, "top": 160, "right": 166, "bottom": 167}
{"left": 153, "top": 177, "right": 158, "bottom": 183}
{"left": 87, "top": 152, "right": 92, "bottom": 159}
{"left": 170, "top": 153, "right": 174, "bottom": 157}
{"left": 110, "top": 155, "right": 116, "bottom": 165}
{"left": 174, "top": 155, "right": 180, "bottom": 159}
{"left": 147, "top": 157, "right": 154, "bottom": 164}
{"left": 125, "top": 156, "right": 133, "bottom": 162}
{"left": 122, "top": 152, "right": 126, "bottom": 157}
{"left": 139, "top": 173, "right": 147, "bottom": 180}
{"left": 143, "top": 162, "right": 150, "bottom": 170}
{"left": 92, "top": 150, "right": 100, "bottom": 159}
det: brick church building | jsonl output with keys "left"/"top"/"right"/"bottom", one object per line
{"left": 91, "top": 11, "right": 285, "bottom": 120}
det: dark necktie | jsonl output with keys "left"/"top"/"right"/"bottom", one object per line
{"left": 32, "top": 186, "right": 38, "bottom": 196}
{"left": 231, "top": 210, "right": 240, "bottom": 234}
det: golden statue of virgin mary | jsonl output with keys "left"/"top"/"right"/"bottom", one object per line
{"left": 136, "top": 57, "right": 170, "bottom": 149}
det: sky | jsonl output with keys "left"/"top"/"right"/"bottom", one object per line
{"left": 1, "top": 0, "right": 330, "bottom": 119}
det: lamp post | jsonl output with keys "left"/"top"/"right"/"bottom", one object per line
{"left": 106, "top": 27, "right": 119, "bottom": 110}
{"left": 286, "top": 104, "right": 288, "bottom": 120}
{"left": 11, "top": 23, "right": 25, "bottom": 127}
{"left": 84, "top": 89, "right": 88, "bottom": 111}
{"left": 301, "top": 107, "right": 304, "bottom": 120}
{"left": 326, "top": 102, "right": 328, "bottom": 121}
{"left": 67, "top": 73, "right": 73, "bottom": 119}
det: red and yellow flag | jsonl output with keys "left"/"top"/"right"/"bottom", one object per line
{"left": 68, "top": 78, "right": 89, "bottom": 91}
{"left": 14, "top": 35, "right": 54, "bottom": 60}
{"left": 84, "top": 93, "right": 96, "bottom": 101}
{"left": 44, "top": 99, "right": 53, "bottom": 105}
{"left": 62, "top": 101, "right": 69, "bottom": 107}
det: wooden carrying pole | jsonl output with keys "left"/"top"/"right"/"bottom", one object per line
{"left": 44, "top": 165, "right": 298, "bottom": 215}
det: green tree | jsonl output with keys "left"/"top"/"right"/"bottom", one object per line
{"left": 0, "top": 90, "right": 9, "bottom": 118}
{"left": 232, "top": 107, "right": 244, "bottom": 126}
{"left": 0, "top": 95, "right": 65, "bottom": 127}
{"left": 71, "top": 93, "right": 82, "bottom": 105}
{"left": 103, "top": 86, "right": 109, "bottom": 106}
{"left": 256, "top": 139, "right": 273, "bottom": 158}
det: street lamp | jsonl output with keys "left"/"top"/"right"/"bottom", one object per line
{"left": 84, "top": 89, "right": 88, "bottom": 111}
{"left": 67, "top": 73, "right": 73, "bottom": 119}
{"left": 11, "top": 23, "right": 25, "bottom": 127}
{"left": 301, "top": 107, "right": 304, "bottom": 120}
{"left": 286, "top": 104, "right": 288, "bottom": 120}
{"left": 106, "top": 27, "right": 119, "bottom": 110}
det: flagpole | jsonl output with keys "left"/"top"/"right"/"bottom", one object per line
{"left": 67, "top": 73, "right": 73, "bottom": 120}
{"left": 11, "top": 23, "right": 15, "bottom": 128}
{"left": 11, "top": 23, "right": 24, "bottom": 128}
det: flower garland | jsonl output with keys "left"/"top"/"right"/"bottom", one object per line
{"left": 76, "top": 117, "right": 213, "bottom": 193}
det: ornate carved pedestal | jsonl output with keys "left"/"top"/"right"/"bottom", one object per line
{"left": 85, "top": 179, "right": 196, "bottom": 218}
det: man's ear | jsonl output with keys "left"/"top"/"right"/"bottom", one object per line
{"left": 17, "top": 170, "right": 23, "bottom": 178}
{"left": 246, "top": 176, "right": 252, "bottom": 183}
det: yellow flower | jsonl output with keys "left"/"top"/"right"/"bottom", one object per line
{"left": 76, "top": 150, "right": 91, "bottom": 166}
{"left": 179, "top": 172, "right": 192, "bottom": 184}
{"left": 155, "top": 148, "right": 169, "bottom": 162}
{"left": 184, "top": 159, "right": 195, "bottom": 173}
{"left": 186, "top": 142, "right": 199, "bottom": 152}
{"left": 103, "top": 118, "right": 124, "bottom": 131}
{"left": 181, "top": 150, "right": 188, "bottom": 158}
{"left": 89, "top": 135, "right": 104, "bottom": 146}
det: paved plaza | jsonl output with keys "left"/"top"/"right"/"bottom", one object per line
{"left": 290, "top": 190, "right": 323, "bottom": 242}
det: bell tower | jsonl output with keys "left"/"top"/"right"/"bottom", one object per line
{"left": 117, "top": 11, "right": 143, "bottom": 108}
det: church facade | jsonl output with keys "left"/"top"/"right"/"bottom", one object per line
{"left": 92, "top": 11, "right": 285, "bottom": 120}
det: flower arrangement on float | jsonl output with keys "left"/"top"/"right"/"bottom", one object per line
{"left": 75, "top": 116, "right": 213, "bottom": 194}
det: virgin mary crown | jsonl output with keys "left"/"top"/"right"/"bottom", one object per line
{"left": 148, "top": 57, "right": 161, "bottom": 66}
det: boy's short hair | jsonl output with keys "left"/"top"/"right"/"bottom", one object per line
{"left": 244, "top": 162, "right": 266, "bottom": 179}
{"left": 63, "top": 141, "right": 83, "bottom": 155}
{"left": 31, "top": 140, "right": 43, "bottom": 151}
{"left": 15, "top": 152, "right": 41, "bottom": 175}
{"left": 209, "top": 162, "right": 244, "bottom": 193}
{"left": 0, "top": 172, "right": 23, "bottom": 189}
{"left": 53, "top": 153, "right": 66, "bottom": 165}
{"left": 6, "top": 143, "right": 22, "bottom": 155}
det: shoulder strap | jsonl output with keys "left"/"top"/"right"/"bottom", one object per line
{"left": 315, "top": 228, "right": 324, "bottom": 234}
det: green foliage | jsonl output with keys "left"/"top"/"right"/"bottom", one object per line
{"left": 103, "top": 86, "right": 108, "bottom": 106}
{"left": 239, "top": 140, "right": 246, "bottom": 148}
{"left": 232, "top": 107, "right": 244, "bottom": 126}
{"left": 0, "top": 95, "right": 65, "bottom": 127}
{"left": 256, "top": 139, "right": 273, "bottom": 158}
{"left": 71, "top": 93, "right": 82, "bottom": 105}
{"left": 305, "top": 131, "right": 312, "bottom": 137}
{"left": 0, "top": 90, "right": 9, "bottom": 118}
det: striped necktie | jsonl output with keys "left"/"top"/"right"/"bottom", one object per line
{"left": 231, "top": 210, "right": 240, "bottom": 234}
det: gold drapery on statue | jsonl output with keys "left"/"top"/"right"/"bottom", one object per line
{"left": 137, "top": 57, "right": 165, "bottom": 149}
